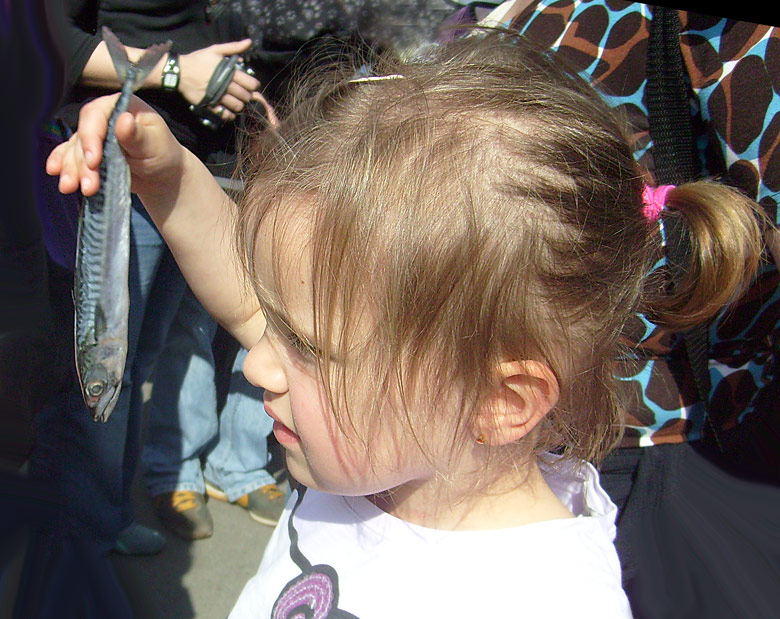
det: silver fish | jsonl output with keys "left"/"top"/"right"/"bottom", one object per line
{"left": 74, "top": 27, "right": 170, "bottom": 422}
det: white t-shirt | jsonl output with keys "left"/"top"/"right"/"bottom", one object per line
{"left": 230, "top": 457, "right": 631, "bottom": 618}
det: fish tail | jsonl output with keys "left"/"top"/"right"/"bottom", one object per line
{"left": 102, "top": 26, "right": 131, "bottom": 84}
{"left": 102, "top": 26, "right": 172, "bottom": 92}
{"left": 131, "top": 40, "right": 172, "bottom": 91}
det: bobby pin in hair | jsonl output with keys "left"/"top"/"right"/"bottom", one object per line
{"left": 347, "top": 74, "right": 405, "bottom": 84}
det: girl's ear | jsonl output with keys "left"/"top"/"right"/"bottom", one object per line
{"left": 473, "top": 360, "right": 559, "bottom": 446}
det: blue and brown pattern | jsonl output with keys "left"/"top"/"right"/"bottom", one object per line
{"left": 504, "top": 1, "right": 780, "bottom": 447}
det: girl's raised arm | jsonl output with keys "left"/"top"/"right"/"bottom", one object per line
{"left": 46, "top": 94, "right": 266, "bottom": 349}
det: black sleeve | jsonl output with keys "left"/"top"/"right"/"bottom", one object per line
{"left": 46, "top": 0, "right": 102, "bottom": 90}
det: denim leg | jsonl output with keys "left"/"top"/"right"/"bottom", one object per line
{"left": 28, "top": 199, "right": 165, "bottom": 550}
{"left": 119, "top": 205, "right": 174, "bottom": 531}
{"left": 141, "top": 285, "right": 219, "bottom": 497}
{"left": 203, "top": 346, "right": 276, "bottom": 501}
{"left": 131, "top": 248, "right": 187, "bottom": 393}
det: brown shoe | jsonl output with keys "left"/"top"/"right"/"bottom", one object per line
{"left": 206, "top": 481, "right": 286, "bottom": 526}
{"left": 153, "top": 490, "right": 213, "bottom": 540}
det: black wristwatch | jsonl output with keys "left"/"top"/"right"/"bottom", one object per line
{"left": 161, "top": 51, "right": 180, "bottom": 91}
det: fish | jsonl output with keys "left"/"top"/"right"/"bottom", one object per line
{"left": 74, "top": 27, "right": 170, "bottom": 422}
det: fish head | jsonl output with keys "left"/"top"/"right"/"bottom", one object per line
{"left": 77, "top": 339, "right": 127, "bottom": 422}
{"left": 82, "top": 363, "right": 121, "bottom": 419}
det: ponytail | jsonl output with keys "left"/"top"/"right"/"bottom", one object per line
{"left": 643, "top": 180, "right": 768, "bottom": 331}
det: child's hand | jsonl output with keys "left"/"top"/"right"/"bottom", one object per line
{"left": 46, "top": 94, "right": 185, "bottom": 201}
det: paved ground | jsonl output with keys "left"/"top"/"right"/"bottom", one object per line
{"left": 108, "top": 382, "right": 287, "bottom": 619}
{"left": 110, "top": 477, "right": 285, "bottom": 618}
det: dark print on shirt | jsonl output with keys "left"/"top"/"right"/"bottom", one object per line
{"left": 272, "top": 489, "right": 359, "bottom": 619}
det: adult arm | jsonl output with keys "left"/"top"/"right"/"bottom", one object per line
{"left": 48, "top": 0, "right": 264, "bottom": 121}
{"left": 79, "top": 39, "right": 261, "bottom": 120}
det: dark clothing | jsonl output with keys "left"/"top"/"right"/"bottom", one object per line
{"left": 50, "top": 0, "right": 241, "bottom": 166}
{"left": 600, "top": 443, "right": 780, "bottom": 619}
{"left": 61, "top": 0, "right": 217, "bottom": 84}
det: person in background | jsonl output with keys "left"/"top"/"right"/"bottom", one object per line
{"left": 140, "top": 278, "right": 285, "bottom": 540}
{"left": 29, "top": 0, "right": 266, "bottom": 557}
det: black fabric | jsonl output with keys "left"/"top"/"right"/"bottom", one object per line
{"left": 0, "top": 0, "right": 66, "bottom": 470}
{"left": 48, "top": 0, "right": 244, "bottom": 166}
{"left": 646, "top": 8, "right": 699, "bottom": 184}
{"left": 10, "top": 485, "right": 134, "bottom": 619}
{"left": 214, "top": 0, "right": 458, "bottom": 59}
{"left": 600, "top": 442, "right": 780, "bottom": 619}
{"left": 210, "top": 0, "right": 458, "bottom": 107}
{"left": 645, "top": 8, "right": 719, "bottom": 445}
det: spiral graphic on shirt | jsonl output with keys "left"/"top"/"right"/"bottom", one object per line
{"left": 272, "top": 568, "right": 347, "bottom": 619}
{"left": 276, "top": 489, "right": 359, "bottom": 618}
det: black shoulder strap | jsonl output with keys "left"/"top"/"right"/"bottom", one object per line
{"left": 645, "top": 8, "right": 723, "bottom": 449}
{"left": 646, "top": 8, "right": 699, "bottom": 183}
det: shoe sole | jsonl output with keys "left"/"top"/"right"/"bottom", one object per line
{"left": 112, "top": 542, "right": 165, "bottom": 556}
{"left": 205, "top": 481, "right": 280, "bottom": 527}
{"left": 155, "top": 512, "right": 214, "bottom": 541}
{"left": 247, "top": 511, "right": 281, "bottom": 527}
{"left": 165, "top": 527, "right": 213, "bottom": 541}
{"left": 204, "top": 480, "right": 228, "bottom": 502}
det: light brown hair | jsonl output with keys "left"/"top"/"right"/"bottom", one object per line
{"left": 235, "top": 32, "right": 766, "bottom": 472}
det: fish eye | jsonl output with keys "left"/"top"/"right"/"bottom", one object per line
{"left": 86, "top": 381, "right": 106, "bottom": 397}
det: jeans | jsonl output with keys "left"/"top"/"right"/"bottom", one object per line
{"left": 141, "top": 289, "right": 275, "bottom": 503}
{"left": 28, "top": 199, "right": 169, "bottom": 551}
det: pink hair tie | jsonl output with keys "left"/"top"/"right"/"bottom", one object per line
{"left": 642, "top": 184, "right": 675, "bottom": 222}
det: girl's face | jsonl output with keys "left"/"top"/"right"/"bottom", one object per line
{"left": 242, "top": 216, "right": 442, "bottom": 497}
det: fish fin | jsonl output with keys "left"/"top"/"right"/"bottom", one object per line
{"left": 102, "top": 26, "right": 131, "bottom": 84}
{"left": 132, "top": 40, "right": 172, "bottom": 91}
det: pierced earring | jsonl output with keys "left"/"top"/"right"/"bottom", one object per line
{"left": 476, "top": 434, "right": 485, "bottom": 445}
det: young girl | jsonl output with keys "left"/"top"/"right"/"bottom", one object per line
{"left": 49, "top": 32, "right": 767, "bottom": 617}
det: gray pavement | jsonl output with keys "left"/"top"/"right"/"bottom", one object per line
{"left": 110, "top": 479, "right": 282, "bottom": 618}
{"left": 108, "top": 385, "right": 284, "bottom": 618}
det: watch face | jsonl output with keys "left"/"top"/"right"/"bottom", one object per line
{"left": 163, "top": 73, "right": 178, "bottom": 89}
